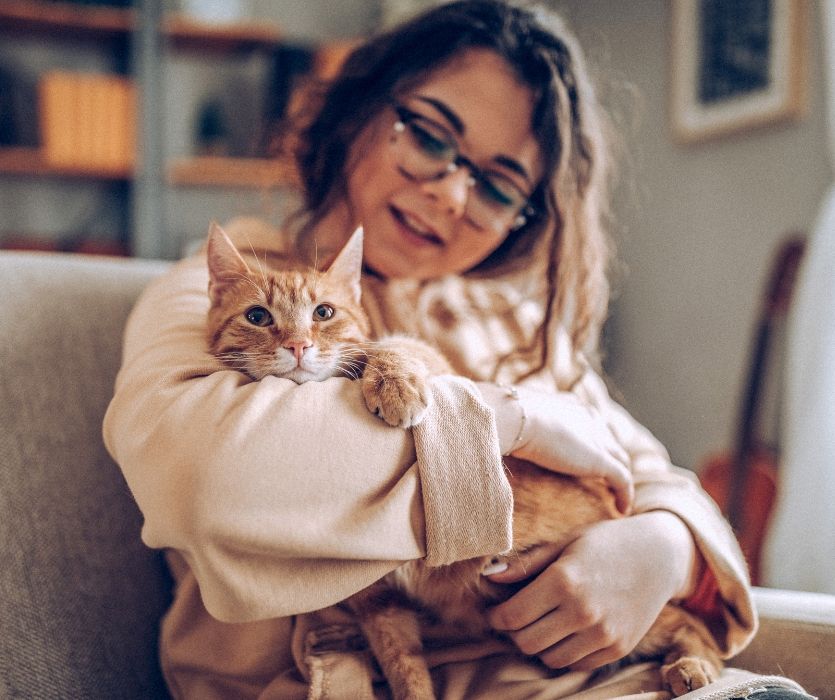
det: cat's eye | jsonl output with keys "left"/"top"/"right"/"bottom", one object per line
{"left": 245, "top": 306, "right": 273, "bottom": 327}
{"left": 313, "top": 304, "right": 334, "bottom": 321}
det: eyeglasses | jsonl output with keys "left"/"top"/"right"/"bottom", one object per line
{"left": 390, "top": 104, "right": 535, "bottom": 233}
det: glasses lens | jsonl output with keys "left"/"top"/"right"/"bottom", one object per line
{"left": 469, "top": 172, "right": 526, "bottom": 219}
{"left": 392, "top": 110, "right": 530, "bottom": 231}
{"left": 395, "top": 115, "right": 456, "bottom": 178}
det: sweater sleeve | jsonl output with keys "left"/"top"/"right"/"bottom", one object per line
{"left": 570, "top": 364, "right": 757, "bottom": 659}
{"left": 102, "top": 252, "right": 511, "bottom": 623}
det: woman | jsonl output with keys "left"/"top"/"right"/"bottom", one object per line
{"left": 104, "top": 1, "right": 811, "bottom": 697}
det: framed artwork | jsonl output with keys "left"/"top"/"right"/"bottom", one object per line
{"left": 670, "top": 0, "right": 807, "bottom": 144}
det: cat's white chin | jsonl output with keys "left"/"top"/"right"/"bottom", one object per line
{"left": 280, "top": 366, "right": 338, "bottom": 384}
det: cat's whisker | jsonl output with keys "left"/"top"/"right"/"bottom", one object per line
{"left": 355, "top": 363, "right": 388, "bottom": 381}
{"left": 244, "top": 237, "right": 270, "bottom": 292}
{"left": 355, "top": 349, "right": 392, "bottom": 363}
{"left": 333, "top": 355, "right": 358, "bottom": 367}
{"left": 339, "top": 355, "right": 365, "bottom": 368}
{"left": 311, "top": 240, "right": 322, "bottom": 298}
{"left": 338, "top": 349, "right": 366, "bottom": 362}
{"left": 227, "top": 271, "right": 264, "bottom": 298}
{"left": 334, "top": 360, "right": 364, "bottom": 380}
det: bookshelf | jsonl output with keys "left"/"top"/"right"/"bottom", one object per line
{"left": 0, "top": 1, "right": 282, "bottom": 51}
{"left": 167, "top": 156, "right": 298, "bottom": 189}
{"left": 0, "top": 1, "right": 287, "bottom": 183}
{"left": 0, "top": 0, "right": 132, "bottom": 39}
{"left": 0, "top": 0, "right": 295, "bottom": 256}
{"left": 0, "top": 146, "right": 131, "bottom": 180}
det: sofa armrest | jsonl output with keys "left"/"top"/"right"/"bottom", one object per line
{"left": 731, "top": 586, "right": 835, "bottom": 699}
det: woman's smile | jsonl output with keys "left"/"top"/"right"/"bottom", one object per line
{"left": 389, "top": 205, "right": 446, "bottom": 247}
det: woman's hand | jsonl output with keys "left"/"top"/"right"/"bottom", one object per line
{"left": 477, "top": 383, "right": 633, "bottom": 513}
{"left": 485, "top": 511, "right": 702, "bottom": 670}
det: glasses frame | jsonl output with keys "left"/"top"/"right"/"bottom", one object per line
{"left": 390, "top": 103, "right": 535, "bottom": 232}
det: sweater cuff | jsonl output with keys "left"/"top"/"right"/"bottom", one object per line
{"left": 634, "top": 475, "right": 757, "bottom": 657}
{"left": 683, "top": 568, "right": 723, "bottom": 621}
{"left": 413, "top": 376, "right": 513, "bottom": 567}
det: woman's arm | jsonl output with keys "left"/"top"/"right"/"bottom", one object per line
{"left": 103, "top": 252, "right": 511, "bottom": 623}
{"left": 477, "top": 382, "right": 634, "bottom": 513}
{"left": 485, "top": 359, "right": 755, "bottom": 667}
{"left": 572, "top": 365, "right": 754, "bottom": 641}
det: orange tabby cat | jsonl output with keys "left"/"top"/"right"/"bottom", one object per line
{"left": 206, "top": 222, "right": 442, "bottom": 427}
{"left": 204, "top": 222, "right": 722, "bottom": 699}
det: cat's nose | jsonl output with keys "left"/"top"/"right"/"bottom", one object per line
{"left": 284, "top": 340, "right": 312, "bottom": 362}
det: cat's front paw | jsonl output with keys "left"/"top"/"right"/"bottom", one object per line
{"left": 661, "top": 656, "right": 718, "bottom": 696}
{"left": 362, "top": 359, "right": 431, "bottom": 428}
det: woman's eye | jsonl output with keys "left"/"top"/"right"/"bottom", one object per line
{"left": 410, "top": 121, "right": 453, "bottom": 159}
{"left": 245, "top": 306, "right": 273, "bottom": 326}
{"left": 313, "top": 304, "right": 334, "bottom": 321}
{"left": 476, "top": 175, "right": 517, "bottom": 207}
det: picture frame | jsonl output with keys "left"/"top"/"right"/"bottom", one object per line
{"left": 670, "top": 0, "right": 807, "bottom": 145}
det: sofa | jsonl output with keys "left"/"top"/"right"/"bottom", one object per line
{"left": 0, "top": 250, "right": 833, "bottom": 699}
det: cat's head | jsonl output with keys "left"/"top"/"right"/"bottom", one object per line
{"left": 205, "top": 222, "right": 370, "bottom": 383}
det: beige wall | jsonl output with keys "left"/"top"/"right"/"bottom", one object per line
{"left": 553, "top": 0, "right": 831, "bottom": 471}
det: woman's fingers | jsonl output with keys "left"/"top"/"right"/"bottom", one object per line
{"left": 486, "top": 552, "right": 566, "bottom": 631}
{"left": 545, "top": 451, "right": 633, "bottom": 514}
{"left": 602, "top": 455, "right": 634, "bottom": 514}
{"left": 500, "top": 607, "right": 574, "bottom": 657}
{"left": 484, "top": 543, "right": 563, "bottom": 584}
{"left": 486, "top": 517, "right": 691, "bottom": 673}
{"left": 505, "top": 386, "right": 635, "bottom": 512}
{"left": 486, "top": 557, "right": 630, "bottom": 670}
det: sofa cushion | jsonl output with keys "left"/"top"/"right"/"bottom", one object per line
{"left": 737, "top": 587, "right": 835, "bottom": 700}
{"left": 0, "top": 252, "right": 172, "bottom": 699}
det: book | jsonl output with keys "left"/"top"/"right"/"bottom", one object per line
{"left": 38, "top": 71, "right": 136, "bottom": 174}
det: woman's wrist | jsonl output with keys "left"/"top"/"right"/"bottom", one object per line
{"left": 475, "top": 381, "right": 528, "bottom": 455}
{"left": 635, "top": 510, "right": 704, "bottom": 601}
{"left": 495, "top": 384, "right": 529, "bottom": 455}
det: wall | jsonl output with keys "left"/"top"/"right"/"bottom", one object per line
{"left": 551, "top": 0, "right": 831, "bottom": 471}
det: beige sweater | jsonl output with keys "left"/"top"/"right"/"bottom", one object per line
{"left": 103, "top": 218, "right": 788, "bottom": 699}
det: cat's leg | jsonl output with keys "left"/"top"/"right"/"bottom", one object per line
{"left": 348, "top": 583, "right": 436, "bottom": 700}
{"left": 633, "top": 605, "right": 722, "bottom": 696}
{"left": 361, "top": 337, "right": 437, "bottom": 428}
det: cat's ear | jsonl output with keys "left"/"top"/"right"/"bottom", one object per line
{"left": 207, "top": 221, "right": 251, "bottom": 304}
{"left": 324, "top": 227, "right": 363, "bottom": 304}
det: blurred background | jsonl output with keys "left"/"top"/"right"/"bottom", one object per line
{"left": 0, "top": 0, "right": 831, "bottom": 593}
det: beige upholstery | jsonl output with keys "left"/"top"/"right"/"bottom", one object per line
{"left": 0, "top": 252, "right": 172, "bottom": 698}
{"left": 741, "top": 588, "right": 835, "bottom": 700}
{"left": 0, "top": 251, "right": 832, "bottom": 698}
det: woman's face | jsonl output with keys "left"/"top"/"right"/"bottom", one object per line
{"left": 345, "top": 49, "right": 543, "bottom": 280}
